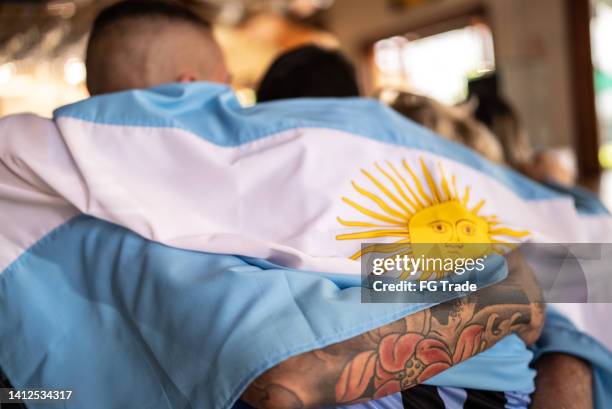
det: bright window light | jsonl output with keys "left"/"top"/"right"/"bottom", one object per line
{"left": 64, "top": 57, "right": 86, "bottom": 85}
{"left": 592, "top": 1, "right": 612, "bottom": 169}
{"left": 0, "top": 63, "right": 16, "bottom": 85}
{"left": 373, "top": 23, "right": 495, "bottom": 104}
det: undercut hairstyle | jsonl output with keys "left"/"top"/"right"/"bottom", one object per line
{"left": 257, "top": 45, "right": 360, "bottom": 102}
{"left": 86, "top": 0, "right": 224, "bottom": 95}
{"left": 90, "top": 0, "right": 210, "bottom": 36}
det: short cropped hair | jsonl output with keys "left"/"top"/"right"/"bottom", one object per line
{"left": 86, "top": 0, "right": 219, "bottom": 95}
{"left": 257, "top": 45, "right": 360, "bottom": 102}
{"left": 90, "top": 0, "right": 210, "bottom": 41}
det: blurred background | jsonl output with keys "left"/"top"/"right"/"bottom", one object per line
{"left": 0, "top": 0, "right": 611, "bottom": 207}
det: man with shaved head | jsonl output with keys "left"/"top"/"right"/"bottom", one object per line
{"left": 85, "top": 0, "right": 228, "bottom": 95}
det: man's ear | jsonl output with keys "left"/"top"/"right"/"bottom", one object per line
{"left": 178, "top": 73, "right": 197, "bottom": 83}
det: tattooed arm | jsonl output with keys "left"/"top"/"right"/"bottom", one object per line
{"left": 242, "top": 250, "right": 545, "bottom": 409}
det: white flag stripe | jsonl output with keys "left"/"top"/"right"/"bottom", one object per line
{"left": 2, "top": 113, "right": 610, "bottom": 274}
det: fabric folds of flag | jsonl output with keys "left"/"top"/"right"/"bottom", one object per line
{"left": 0, "top": 82, "right": 611, "bottom": 409}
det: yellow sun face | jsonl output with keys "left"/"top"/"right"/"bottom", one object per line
{"left": 408, "top": 201, "right": 493, "bottom": 262}
{"left": 409, "top": 201, "right": 490, "bottom": 244}
{"left": 336, "top": 158, "right": 529, "bottom": 278}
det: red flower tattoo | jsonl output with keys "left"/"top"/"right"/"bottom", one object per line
{"left": 335, "top": 324, "right": 485, "bottom": 403}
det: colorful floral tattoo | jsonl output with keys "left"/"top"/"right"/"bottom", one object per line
{"left": 243, "top": 252, "right": 544, "bottom": 409}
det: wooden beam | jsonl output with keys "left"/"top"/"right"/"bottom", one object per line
{"left": 566, "top": 0, "right": 601, "bottom": 187}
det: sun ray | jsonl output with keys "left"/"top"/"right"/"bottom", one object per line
{"left": 365, "top": 166, "right": 414, "bottom": 215}
{"left": 342, "top": 197, "right": 405, "bottom": 225}
{"left": 438, "top": 163, "right": 453, "bottom": 202}
{"left": 451, "top": 174, "right": 459, "bottom": 200}
{"left": 388, "top": 161, "right": 425, "bottom": 210}
{"left": 375, "top": 162, "right": 418, "bottom": 212}
{"left": 489, "top": 227, "right": 530, "bottom": 238}
{"left": 402, "top": 159, "right": 434, "bottom": 206}
{"left": 421, "top": 159, "right": 442, "bottom": 204}
{"left": 336, "top": 229, "right": 411, "bottom": 240}
{"left": 462, "top": 186, "right": 471, "bottom": 206}
{"left": 352, "top": 181, "right": 407, "bottom": 220}
{"left": 337, "top": 217, "right": 399, "bottom": 228}
{"left": 471, "top": 199, "right": 486, "bottom": 215}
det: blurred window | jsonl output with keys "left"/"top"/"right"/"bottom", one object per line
{"left": 372, "top": 22, "right": 495, "bottom": 104}
{"left": 0, "top": 56, "right": 87, "bottom": 118}
{"left": 591, "top": 0, "right": 612, "bottom": 170}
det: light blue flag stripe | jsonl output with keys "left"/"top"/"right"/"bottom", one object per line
{"left": 0, "top": 215, "right": 534, "bottom": 409}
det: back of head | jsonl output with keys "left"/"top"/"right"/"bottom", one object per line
{"left": 390, "top": 91, "right": 505, "bottom": 164}
{"left": 468, "top": 74, "right": 533, "bottom": 169}
{"left": 257, "top": 45, "right": 360, "bottom": 102}
{"left": 86, "top": 0, "right": 228, "bottom": 95}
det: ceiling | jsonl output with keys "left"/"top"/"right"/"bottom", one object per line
{"left": 0, "top": 0, "right": 333, "bottom": 63}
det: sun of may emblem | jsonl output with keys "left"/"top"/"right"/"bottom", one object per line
{"left": 336, "top": 158, "right": 529, "bottom": 278}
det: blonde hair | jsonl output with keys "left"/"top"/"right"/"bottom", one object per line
{"left": 384, "top": 91, "right": 505, "bottom": 164}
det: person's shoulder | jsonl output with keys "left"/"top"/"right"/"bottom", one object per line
{"left": 0, "top": 112, "right": 53, "bottom": 131}
{"left": 0, "top": 113, "right": 58, "bottom": 157}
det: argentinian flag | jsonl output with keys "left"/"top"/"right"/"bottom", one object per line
{"left": 0, "top": 82, "right": 611, "bottom": 409}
